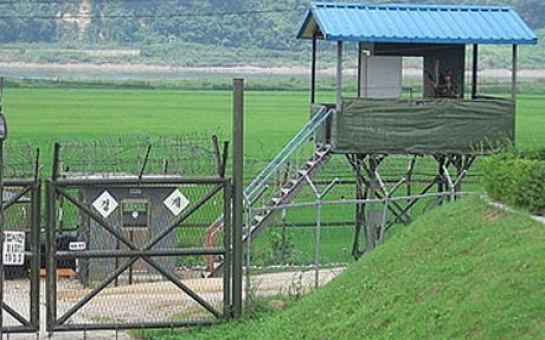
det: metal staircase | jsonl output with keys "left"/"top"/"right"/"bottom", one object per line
{"left": 242, "top": 144, "right": 331, "bottom": 244}
{"left": 206, "top": 106, "right": 333, "bottom": 273}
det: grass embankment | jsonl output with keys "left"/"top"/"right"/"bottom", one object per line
{"left": 152, "top": 195, "right": 545, "bottom": 340}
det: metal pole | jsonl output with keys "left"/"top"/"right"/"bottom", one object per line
{"left": 0, "top": 138, "right": 4, "bottom": 338}
{"left": 511, "top": 45, "right": 518, "bottom": 102}
{"left": 311, "top": 34, "right": 317, "bottom": 105}
{"left": 512, "top": 45, "right": 518, "bottom": 144}
{"left": 472, "top": 44, "right": 478, "bottom": 98}
{"left": 314, "top": 195, "right": 322, "bottom": 288}
{"left": 306, "top": 176, "right": 337, "bottom": 288}
{"left": 245, "top": 203, "right": 252, "bottom": 310}
{"left": 0, "top": 111, "right": 7, "bottom": 338}
{"left": 336, "top": 41, "right": 343, "bottom": 112}
{"left": 30, "top": 178, "right": 41, "bottom": 331}
{"left": 222, "top": 180, "right": 232, "bottom": 318}
{"left": 232, "top": 79, "right": 244, "bottom": 317}
{"left": 357, "top": 42, "right": 363, "bottom": 97}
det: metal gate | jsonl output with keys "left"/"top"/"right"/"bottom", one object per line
{"left": 44, "top": 175, "right": 234, "bottom": 332}
{"left": 1, "top": 178, "right": 41, "bottom": 334}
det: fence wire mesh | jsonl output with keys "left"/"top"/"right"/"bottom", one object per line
{"left": 2, "top": 184, "right": 36, "bottom": 332}
{"left": 50, "top": 180, "right": 229, "bottom": 329}
{"left": 242, "top": 191, "right": 478, "bottom": 305}
{"left": 235, "top": 151, "right": 483, "bottom": 305}
{"left": 4, "top": 142, "right": 38, "bottom": 178}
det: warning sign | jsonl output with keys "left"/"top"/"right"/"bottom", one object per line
{"left": 3, "top": 231, "right": 26, "bottom": 266}
{"left": 164, "top": 189, "right": 189, "bottom": 216}
{"left": 92, "top": 190, "right": 119, "bottom": 218}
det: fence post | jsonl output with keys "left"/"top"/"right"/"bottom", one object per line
{"left": 232, "top": 79, "right": 244, "bottom": 317}
{"left": 0, "top": 111, "right": 8, "bottom": 337}
{"left": 245, "top": 200, "right": 252, "bottom": 310}
{"left": 306, "top": 176, "right": 338, "bottom": 288}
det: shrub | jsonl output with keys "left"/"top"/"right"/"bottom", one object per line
{"left": 482, "top": 147, "right": 545, "bottom": 215}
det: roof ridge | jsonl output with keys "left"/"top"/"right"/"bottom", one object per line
{"left": 311, "top": 2, "right": 512, "bottom": 11}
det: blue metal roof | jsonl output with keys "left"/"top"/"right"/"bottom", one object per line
{"left": 296, "top": 2, "right": 537, "bottom": 45}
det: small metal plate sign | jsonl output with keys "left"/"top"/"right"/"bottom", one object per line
{"left": 92, "top": 190, "right": 118, "bottom": 218}
{"left": 69, "top": 242, "right": 86, "bottom": 251}
{"left": 164, "top": 189, "right": 189, "bottom": 216}
{"left": 3, "top": 231, "right": 26, "bottom": 265}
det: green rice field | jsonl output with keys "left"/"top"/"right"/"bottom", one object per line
{"left": 3, "top": 88, "right": 311, "bottom": 161}
{"left": 2, "top": 86, "right": 543, "bottom": 266}
{"left": 3, "top": 88, "right": 543, "bottom": 154}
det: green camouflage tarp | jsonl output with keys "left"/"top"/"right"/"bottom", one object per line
{"left": 328, "top": 97, "right": 514, "bottom": 154}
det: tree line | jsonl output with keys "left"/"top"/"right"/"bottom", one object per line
{"left": 0, "top": 0, "right": 541, "bottom": 49}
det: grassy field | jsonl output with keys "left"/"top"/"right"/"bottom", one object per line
{"left": 515, "top": 94, "right": 545, "bottom": 148}
{"left": 3, "top": 87, "right": 311, "bottom": 161}
{"left": 147, "top": 196, "right": 545, "bottom": 340}
{"left": 4, "top": 88, "right": 544, "bottom": 153}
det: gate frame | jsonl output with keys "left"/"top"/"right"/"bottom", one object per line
{"left": 45, "top": 175, "right": 235, "bottom": 332}
{"left": 1, "top": 178, "right": 41, "bottom": 334}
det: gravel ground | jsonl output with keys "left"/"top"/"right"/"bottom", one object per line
{"left": 2, "top": 267, "right": 344, "bottom": 340}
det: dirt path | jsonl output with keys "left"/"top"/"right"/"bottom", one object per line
{"left": 2, "top": 267, "right": 344, "bottom": 339}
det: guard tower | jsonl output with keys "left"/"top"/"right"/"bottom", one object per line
{"left": 295, "top": 2, "right": 538, "bottom": 256}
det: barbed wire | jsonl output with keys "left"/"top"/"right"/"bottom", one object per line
{"left": 56, "top": 131, "right": 227, "bottom": 177}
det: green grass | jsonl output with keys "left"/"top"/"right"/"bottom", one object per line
{"left": 4, "top": 88, "right": 544, "bottom": 159}
{"left": 3, "top": 88, "right": 310, "bottom": 160}
{"left": 6, "top": 88, "right": 544, "bottom": 142}
{"left": 516, "top": 94, "right": 545, "bottom": 148}
{"left": 148, "top": 195, "right": 545, "bottom": 340}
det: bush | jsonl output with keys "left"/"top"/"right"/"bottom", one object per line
{"left": 482, "top": 147, "right": 545, "bottom": 215}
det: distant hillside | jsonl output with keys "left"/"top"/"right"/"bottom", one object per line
{"left": 157, "top": 195, "right": 545, "bottom": 340}
{"left": 0, "top": 0, "right": 543, "bottom": 69}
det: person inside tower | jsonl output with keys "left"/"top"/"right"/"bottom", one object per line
{"left": 436, "top": 70, "right": 460, "bottom": 98}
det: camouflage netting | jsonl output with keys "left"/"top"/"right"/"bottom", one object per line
{"left": 330, "top": 97, "right": 514, "bottom": 154}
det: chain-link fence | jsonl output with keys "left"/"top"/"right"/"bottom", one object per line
{"left": 4, "top": 142, "right": 39, "bottom": 179}
{"left": 44, "top": 135, "right": 235, "bottom": 331}
{"left": 47, "top": 178, "right": 231, "bottom": 330}
{"left": 241, "top": 189, "right": 477, "bottom": 307}
{"left": 1, "top": 143, "right": 40, "bottom": 334}
{"left": 218, "top": 151, "right": 482, "bottom": 308}
{"left": 1, "top": 133, "right": 236, "bottom": 334}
